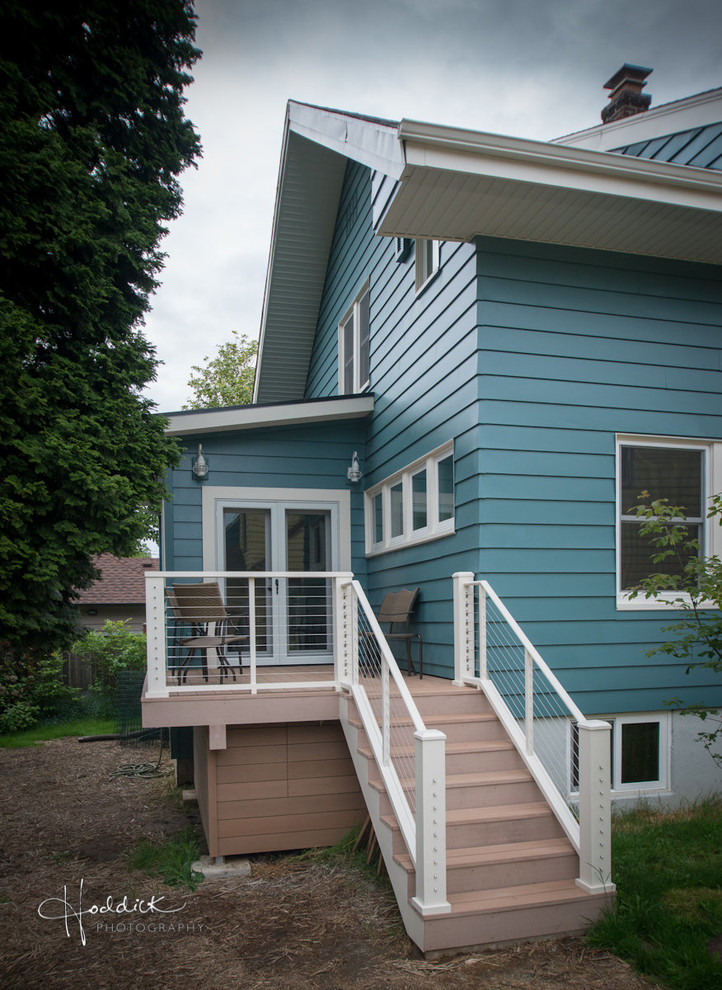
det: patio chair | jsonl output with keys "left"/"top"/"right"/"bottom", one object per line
{"left": 168, "top": 582, "right": 247, "bottom": 684}
{"left": 377, "top": 588, "right": 423, "bottom": 678}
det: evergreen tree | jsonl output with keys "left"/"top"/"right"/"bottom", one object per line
{"left": 0, "top": 1, "right": 201, "bottom": 651}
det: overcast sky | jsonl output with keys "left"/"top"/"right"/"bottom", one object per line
{"left": 142, "top": 0, "right": 722, "bottom": 413}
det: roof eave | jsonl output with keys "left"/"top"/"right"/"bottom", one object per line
{"left": 377, "top": 120, "right": 722, "bottom": 265}
{"left": 165, "top": 394, "right": 375, "bottom": 437}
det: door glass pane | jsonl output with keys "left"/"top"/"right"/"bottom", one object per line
{"left": 412, "top": 469, "right": 427, "bottom": 530}
{"left": 224, "top": 508, "right": 271, "bottom": 653}
{"left": 390, "top": 482, "right": 403, "bottom": 538}
{"left": 438, "top": 455, "right": 454, "bottom": 521}
{"left": 621, "top": 721, "right": 660, "bottom": 784}
{"left": 286, "top": 511, "right": 331, "bottom": 654}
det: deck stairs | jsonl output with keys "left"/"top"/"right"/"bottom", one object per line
{"left": 339, "top": 677, "right": 614, "bottom": 954}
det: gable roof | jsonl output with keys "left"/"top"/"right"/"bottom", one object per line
{"left": 76, "top": 555, "right": 159, "bottom": 606}
{"left": 255, "top": 91, "right": 722, "bottom": 404}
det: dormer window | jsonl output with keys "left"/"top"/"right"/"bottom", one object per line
{"left": 338, "top": 281, "right": 370, "bottom": 394}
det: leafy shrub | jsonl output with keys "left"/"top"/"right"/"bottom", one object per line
{"left": 0, "top": 644, "right": 78, "bottom": 733}
{"left": 70, "top": 620, "right": 147, "bottom": 697}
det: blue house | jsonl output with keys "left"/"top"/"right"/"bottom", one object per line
{"left": 143, "top": 67, "right": 722, "bottom": 952}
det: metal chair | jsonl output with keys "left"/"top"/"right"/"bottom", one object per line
{"left": 168, "top": 582, "right": 247, "bottom": 684}
{"left": 377, "top": 588, "right": 423, "bottom": 678}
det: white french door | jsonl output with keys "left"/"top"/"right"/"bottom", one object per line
{"left": 215, "top": 496, "right": 340, "bottom": 665}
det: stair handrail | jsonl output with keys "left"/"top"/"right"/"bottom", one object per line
{"left": 453, "top": 572, "right": 614, "bottom": 895}
{"left": 338, "top": 578, "right": 450, "bottom": 915}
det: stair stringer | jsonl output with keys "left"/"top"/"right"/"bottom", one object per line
{"left": 338, "top": 691, "right": 425, "bottom": 950}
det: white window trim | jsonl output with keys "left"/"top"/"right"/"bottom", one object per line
{"left": 616, "top": 433, "right": 722, "bottom": 610}
{"left": 415, "top": 238, "right": 441, "bottom": 293}
{"left": 365, "top": 441, "right": 454, "bottom": 556}
{"left": 202, "top": 486, "right": 351, "bottom": 571}
{"left": 612, "top": 713, "right": 671, "bottom": 794}
{"left": 337, "top": 280, "right": 370, "bottom": 395}
{"left": 569, "top": 711, "right": 671, "bottom": 797}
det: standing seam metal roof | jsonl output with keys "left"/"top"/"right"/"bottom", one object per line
{"left": 613, "top": 121, "right": 722, "bottom": 170}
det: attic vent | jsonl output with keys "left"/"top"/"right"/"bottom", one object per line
{"left": 601, "top": 64, "right": 652, "bottom": 124}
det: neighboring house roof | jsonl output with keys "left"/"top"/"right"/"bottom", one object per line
{"left": 76, "top": 555, "right": 159, "bottom": 606}
{"left": 254, "top": 86, "right": 722, "bottom": 405}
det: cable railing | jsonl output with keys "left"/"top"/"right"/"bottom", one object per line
{"left": 145, "top": 571, "right": 348, "bottom": 697}
{"left": 452, "top": 572, "right": 614, "bottom": 895}
{"left": 337, "top": 579, "right": 450, "bottom": 916}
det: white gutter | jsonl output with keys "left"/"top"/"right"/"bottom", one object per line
{"left": 397, "top": 118, "right": 722, "bottom": 211}
{"left": 164, "top": 395, "right": 374, "bottom": 436}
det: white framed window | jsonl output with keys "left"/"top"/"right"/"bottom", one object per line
{"left": 616, "top": 434, "right": 722, "bottom": 609}
{"left": 415, "top": 238, "right": 440, "bottom": 292}
{"left": 365, "top": 441, "right": 454, "bottom": 555}
{"left": 570, "top": 713, "right": 670, "bottom": 794}
{"left": 338, "top": 281, "right": 370, "bottom": 394}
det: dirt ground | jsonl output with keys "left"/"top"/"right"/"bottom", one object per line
{"left": 0, "top": 737, "right": 659, "bottom": 990}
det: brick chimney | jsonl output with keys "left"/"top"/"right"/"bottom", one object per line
{"left": 601, "top": 64, "right": 652, "bottom": 124}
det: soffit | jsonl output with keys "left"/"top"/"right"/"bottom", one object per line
{"left": 254, "top": 104, "right": 402, "bottom": 405}
{"left": 254, "top": 132, "right": 347, "bottom": 404}
{"left": 378, "top": 124, "right": 722, "bottom": 265}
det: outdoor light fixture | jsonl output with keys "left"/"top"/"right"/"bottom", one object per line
{"left": 192, "top": 444, "right": 209, "bottom": 480}
{"left": 347, "top": 451, "right": 362, "bottom": 483}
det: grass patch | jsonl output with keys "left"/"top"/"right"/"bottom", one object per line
{"left": 0, "top": 717, "right": 115, "bottom": 748}
{"left": 127, "top": 826, "right": 204, "bottom": 891}
{"left": 588, "top": 797, "right": 722, "bottom": 990}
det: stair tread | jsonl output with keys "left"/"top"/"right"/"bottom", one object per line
{"left": 395, "top": 837, "right": 573, "bottom": 871}
{"left": 447, "top": 801, "right": 555, "bottom": 824}
{"left": 397, "top": 768, "right": 532, "bottom": 789}
{"left": 358, "top": 739, "right": 515, "bottom": 759}
{"left": 444, "top": 879, "right": 603, "bottom": 916}
{"left": 380, "top": 801, "right": 555, "bottom": 833}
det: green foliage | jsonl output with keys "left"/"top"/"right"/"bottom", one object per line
{"left": 128, "top": 825, "right": 204, "bottom": 890}
{"left": 628, "top": 492, "right": 722, "bottom": 766}
{"left": 0, "top": 1, "right": 201, "bottom": 653}
{"left": 0, "top": 717, "right": 114, "bottom": 747}
{"left": 184, "top": 331, "right": 258, "bottom": 409}
{"left": 71, "top": 619, "right": 147, "bottom": 696}
{"left": 0, "top": 644, "right": 78, "bottom": 733}
{"left": 588, "top": 799, "right": 722, "bottom": 990}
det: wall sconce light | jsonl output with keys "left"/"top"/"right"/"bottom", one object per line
{"left": 347, "top": 451, "right": 362, "bottom": 484}
{"left": 192, "top": 444, "right": 209, "bottom": 480}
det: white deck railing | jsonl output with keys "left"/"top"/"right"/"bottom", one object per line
{"left": 337, "top": 579, "right": 449, "bottom": 916}
{"left": 453, "top": 572, "right": 614, "bottom": 895}
{"left": 145, "top": 570, "right": 351, "bottom": 698}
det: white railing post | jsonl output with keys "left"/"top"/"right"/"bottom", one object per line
{"left": 479, "top": 583, "right": 487, "bottom": 680}
{"left": 576, "top": 719, "right": 615, "bottom": 894}
{"left": 412, "top": 729, "right": 450, "bottom": 915}
{"left": 381, "top": 658, "right": 390, "bottom": 766}
{"left": 144, "top": 572, "right": 168, "bottom": 698}
{"left": 453, "top": 571, "right": 475, "bottom": 684}
{"left": 524, "top": 647, "right": 534, "bottom": 755}
{"left": 248, "top": 577, "right": 257, "bottom": 694}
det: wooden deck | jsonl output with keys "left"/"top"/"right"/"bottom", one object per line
{"left": 142, "top": 664, "right": 340, "bottom": 728}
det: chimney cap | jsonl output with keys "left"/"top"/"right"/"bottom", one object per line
{"left": 601, "top": 63, "right": 653, "bottom": 124}
{"left": 603, "top": 63, "right": 653, "bottom": 94}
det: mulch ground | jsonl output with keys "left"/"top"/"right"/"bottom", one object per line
{"left": 0, "top": 736, "right": 660, "bottom": 990}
